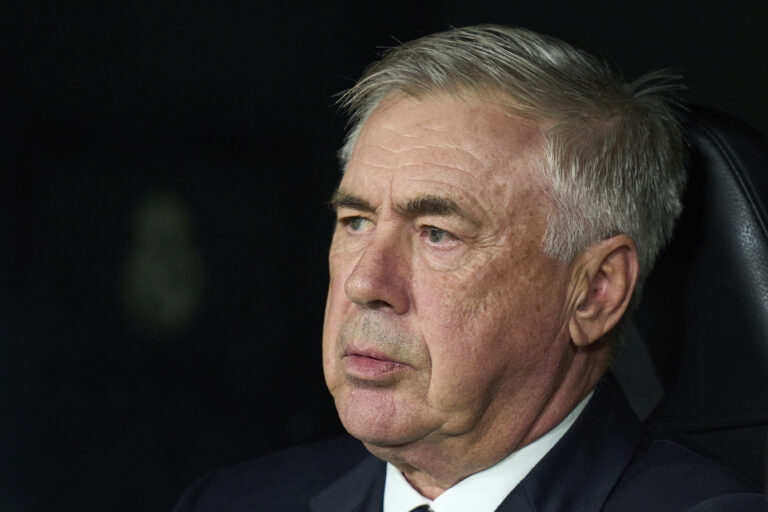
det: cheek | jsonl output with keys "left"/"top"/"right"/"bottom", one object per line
{"left": 415, "top": 249, "right": 565, "bottom": 399}
{"left": 322, "top": 286, "right": 337, "bottom": 360}
{"left": 326, "top": 240, "right": 356, "bottom": 314}
{"left": 410, "top": 261, "right": 510, "bottom": 398}
{"left": 323, "top": 247, "right": 353, "bottom": 380}
{"left": 323, "top": 274, "right": 349, "bottom": 337}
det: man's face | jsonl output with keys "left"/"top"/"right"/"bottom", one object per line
{"left": 323, "top": 94, "right": 575, "bottom": 458}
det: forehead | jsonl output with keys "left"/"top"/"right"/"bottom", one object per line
{"left": 342, "top": 94, "right": 546, "bottom": 207}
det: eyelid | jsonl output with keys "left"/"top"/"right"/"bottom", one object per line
{"left": 420, "top": 225, "right": 461, "bottom": 247}
{"left": 426, "top": 225, "right": 453, "bottom": 236}
{"left": 336, "top": 206, "right": 372, "bottom": 219}
{"left": 338, "top": 213, "right": 373, "bottom": 224}
{"left": 418, "top": 222, "right": 457, "bottom": 237}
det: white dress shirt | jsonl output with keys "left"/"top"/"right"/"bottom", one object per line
{"left": 383, "top": 392, "right": 593, "bottom": 512}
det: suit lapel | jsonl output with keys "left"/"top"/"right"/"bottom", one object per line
{"left": 496, "top": 374, "right": 643, "bottom": 512}
{"left": 310, "top": 455, "right": 386, "bottom": 512}
{"left": 495, "top": 485, "right": 537, "bottom": 512}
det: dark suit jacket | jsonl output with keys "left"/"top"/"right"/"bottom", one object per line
{"left": 173, "top": 376, "right": 766, "bottom": 511}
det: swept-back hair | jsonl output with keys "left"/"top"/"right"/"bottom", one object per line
{"left": 337, "top": 25, "right": 687, "bottom": 290}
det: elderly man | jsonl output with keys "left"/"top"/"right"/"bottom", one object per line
{"left": 175, "top": 25, "right": 765, "bottom": 511}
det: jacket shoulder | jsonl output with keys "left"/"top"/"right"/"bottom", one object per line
{"left": 172, "top": 436, "right": 370, "bottom": 512}
{"left": 605, "top": 433, "right": 765, "bottom": 511}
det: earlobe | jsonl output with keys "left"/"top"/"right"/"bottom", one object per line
{"left": 568, "top": 235, "right": 639, "bottom": 347}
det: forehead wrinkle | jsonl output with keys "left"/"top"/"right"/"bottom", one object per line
{"left": 362, "top": 117, "right": 490, "bottom": 164}
{"left": 374, "top": 98, "right": 539, "bottom": 159}
{"left": 359, "top": 139, "right": 481, "bottom": 160}
{"left": 401, "top": 144, "right": 487, "bottom": 174}
{"left": 353, "top": 160, "right": 398, "bottom": 171}
{"left": 346, "top": 95, "right": 547, "bottom": 227}
{"left": 394, "top": 163, "right": 480, "bottom": 184}
{"left": 376, "top": 125, "right": 423, "bottom": 139}
{"left": 355, "top": 143, "right": 487, "bottom": 179}
{"left": 342, "top": 159, "right": 493, "bottom": 223}
{"left": 441, "top": 142, "right": 485, "bottom": 167}
{"left": 397, "top": 124, "right": 497, "bottom": 169}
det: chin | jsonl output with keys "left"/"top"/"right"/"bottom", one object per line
{"left": 334, "top": 387, "right": 428, "bottom": 447}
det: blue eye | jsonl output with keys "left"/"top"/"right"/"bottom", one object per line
{"left": 426, "top": 227, "right": 449, "bottom": 243}
{"left": 344, "top": 217, "right": 372, "bottom": 233}
{"left": 348, "top": 217, "right": 364, "bottom": 231}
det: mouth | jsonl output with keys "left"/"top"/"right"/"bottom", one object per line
{"left": 342, "top": 346, "right": 410, "bottom": 381}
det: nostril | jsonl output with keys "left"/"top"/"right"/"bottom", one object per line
{"left": 366, "top": 299, "right": 392, "bottom": 309}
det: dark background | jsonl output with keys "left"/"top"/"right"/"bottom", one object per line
{"left": 1, "top": 1, "right": 766, "bottom": 510}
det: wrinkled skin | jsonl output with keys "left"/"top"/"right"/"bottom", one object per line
{"left": 322, "top": 93, "right": 609, "bottom": 497}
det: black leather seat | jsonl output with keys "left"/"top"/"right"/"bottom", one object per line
{"left": 624, "top": 107, "right": 768, "bottom": 486}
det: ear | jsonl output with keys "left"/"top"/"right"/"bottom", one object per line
{"left": 568, "top": 235, "right": 639, "bottom": 347}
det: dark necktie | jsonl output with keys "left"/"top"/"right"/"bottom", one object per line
{"left": 410, "top": 506, "right": 433, "bottom": 512}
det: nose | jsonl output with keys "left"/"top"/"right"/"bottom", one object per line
{"left": 343, "top": 229, "right": 410, "bottom": 314}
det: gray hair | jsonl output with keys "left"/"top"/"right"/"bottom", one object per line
{"left": 337, "top": 24, "right": 687, "bottom": 290}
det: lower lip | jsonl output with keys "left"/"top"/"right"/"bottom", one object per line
{"left": 343, "top": 355, "right": 408, "bottom": 380}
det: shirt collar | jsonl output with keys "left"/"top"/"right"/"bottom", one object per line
{"left": 383, "top": 391, "right": 594, "bottom": 512}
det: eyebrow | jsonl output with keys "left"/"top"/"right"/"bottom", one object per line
{"left": 394, "top": 195, "right": 478, "bottom": 226}
{"left": 329, "top": 188, "right": 376, "bottom": 213}
{"left": 329, "top": 188, "right": 478, "bottom": 226}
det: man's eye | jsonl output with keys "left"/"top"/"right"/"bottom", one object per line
{"left": 343, "top": 217, "right": 372, "bottom": 232}
{"left": 424, "top": 227, "right": 452, "bottom": 244}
